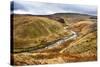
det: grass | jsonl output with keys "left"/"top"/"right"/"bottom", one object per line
{"left": 12, "top": 14, "right": 97, "bottom": 65}
{"left": 60, "top": 31, "right": 97, "bottom": 54}
{"left": 13, "top": 15, "right": 70, "bottom": 52}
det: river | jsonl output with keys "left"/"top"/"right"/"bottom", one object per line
{"left": 14, "top": 31, "right": 77, "bottom": 53}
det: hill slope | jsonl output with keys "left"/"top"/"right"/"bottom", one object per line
{"left": 13, "top": 14, "right": 68, "bottom": 51}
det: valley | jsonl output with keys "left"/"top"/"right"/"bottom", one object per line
{"left": 11, "top": 13, "right": 97, "bottom": 65}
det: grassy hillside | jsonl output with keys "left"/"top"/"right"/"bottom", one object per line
{"left": 13, "top": 14, "right": 68, "bottom": 51}
{"left": 60, "top": 20, "right": 97, "bottom": 54}
{"left": 60, "top": 31, "right": 97, "bottom": 54}
{"left": 53, "top": 13, "right": 95, "bottom": 23}
{"left": 26, "top": 13, "right": 96, "bottom": 29}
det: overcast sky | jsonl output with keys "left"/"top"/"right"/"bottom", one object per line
{"left": 11, "top": 0, "right": 97, "bottom": 16}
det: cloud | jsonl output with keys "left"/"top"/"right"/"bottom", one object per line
{"left": 11, "top": 0, "right": 97, "bottom": 15}
{"left": 12, "top": 10, "right": 33, "bottom": 14}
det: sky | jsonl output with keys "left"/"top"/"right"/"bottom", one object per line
{"left": 11, "top": 0, "right": 97, "bottom": 16}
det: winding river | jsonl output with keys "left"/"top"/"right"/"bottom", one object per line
{"left": 14, "top": 31, "right": 77, "bottom": 53}
{"left": 45, "top": 31, "right": 77, "bottom": 49}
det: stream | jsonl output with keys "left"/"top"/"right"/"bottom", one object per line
{"left": 44, "top": 31, "right": 77, "bottom": 49}
{"left": 14, "top": 31, "right": 77, "bottom": 53}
